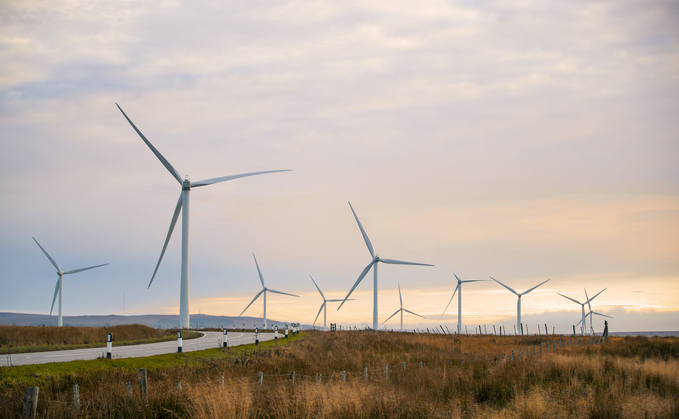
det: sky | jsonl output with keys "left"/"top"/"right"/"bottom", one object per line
{"left": 1, "top": 0, "right": 678, "bottom": 333}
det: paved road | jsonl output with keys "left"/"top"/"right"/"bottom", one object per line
{"left": 3, "top": 332, "right": 281, "bottom": 366}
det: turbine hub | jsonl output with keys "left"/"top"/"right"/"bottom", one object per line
{"left": 182, "top": 177, "right": 191, "bottom": 190}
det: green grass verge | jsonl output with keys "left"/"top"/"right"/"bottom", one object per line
{"left": 2, "top": 331, "right": 203, "bottom": 355}
{"left": 0, "top": 334, "right": 303, "bottom": 389}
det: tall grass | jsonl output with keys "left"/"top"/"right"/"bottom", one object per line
{"left": 2, "top": 332, "right": 677, "bottom": 418}
{"left": 0, "top": 324, "right": 174, "bottom": 347}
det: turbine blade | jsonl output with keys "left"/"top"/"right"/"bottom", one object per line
{"left": 586, "top": 288, "right": 607, "bottom": 304}
{"left": 379, "top": 258, "right": 433, "bottom": 266}
{"left": 148, "top": 194, "right": 182, "bottom": 288}
{"left": 326, "top": 299, "right": 352, "bottom": 302}
{"left": 557, "top": 293, "right": 582, "bottom": 305}
{"left": 252, "top": 253, "right": 265, "bottom": 288}
{"left": 439, "top": 283, "right": 459, "bottom": 320}
{"left": 239, "top": 290, "right": 264, "bottom": 316}
{"left": 382, "top": 308, "right": 402, "bottom": 324}
{"left": 398, "top": 283, "right": 403, "bottom": 308}
{"left": 116, "top": 103, "right": 183, "bottom": 185}
{"left": 585, "top": 289, "right": 592, "bottom": 311}
{"left": 348, "top": 202, "right": 374, "bottom": 258}
{"left": 337, "top": 260, "right": 375, "bottom": 310}
{"left": 404, "top": 308, "right": 426, "bottom": 319}
{"left": 460, "top": 279, "right": 486, "bottom": 283}
{"left": 313, "top": 303, "right": 325, "bottom": 326}
{"left": 192, "top": 170, "right": 291, "bottom": 187}
{"left": 591, "top": 311, "right": 613, "bottom": 319}
{"left": 32, "top": 237, "right": 61, "bottom": 272}
{"left": 310, "top": 275, "right": 325, "bottom": 299}
{"left": 520, "top": 279, "right": 550, "bottom": 296}
{"left": 50, "top": 277, "right": 60, "bottom": 316}
{"left": 267, "top": 289, "right": 300, "bottom": 297}
{"left": 490, "top": 276, "right": 519, "bottom": 295}
{"left": 436, "top": 242, "right": 455, "bottom": 272}
{"left": 63, "top": 263, "right": 109, "bottom": 275}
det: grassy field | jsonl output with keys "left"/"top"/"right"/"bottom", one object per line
{"left": 1, "top": 331, "right": 677, "bottom": 418}
{"left": 0, "top": 324, "right": 201, "bottom": 354}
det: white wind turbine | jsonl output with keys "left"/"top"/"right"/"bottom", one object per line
{"left": 439, "top": 273, "right": 485, "bottom": 334}
{"left": 33, "top": 237, "right": 108, "bottom": 327}
{"left": 239, "top": 253, "right": 299, "bottom": 328}
{"left": 337, "top": 202, "right": 434, "bottom": 330}
{"left": 559, "top": 288, "right": 607, "bottom": 336}
{"left": 584, "top": 288, "right": 612, "bottom": 335}
{"left": 310, "top": 275, "right": 350, "bottom": 331}
{"left": 491, "top": 277, "right": 550, "bottom": 335}
{"left": 383, "top": 283, "right": 426, "bottom": 332}
{"left": 116, "top": 104, "right": 290, "bottom": 329}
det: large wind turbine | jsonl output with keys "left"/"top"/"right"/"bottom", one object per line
{"left": 337, "top": 202, "right": 433, "bottom": 330}
{"left": 383, "top": 283, "right": 426, "bottom": 332}
{"left": 439, "top": 273, "right": 485, "bottom": 334}
{"left": 310, "top": 275, "right": 350, "bottom": 331}
{"left": 491, "top": 277, "right": 550, "bottom": 335}
{"left": 584, "top": 288, "right": 611, "bottom": 335}
{"left": 559, "top": 288, "right": 606, "bottom": 336}
{"left": 239, "top": 253, "right": 299, "bottom": 328}
{"left": 116, "top": 104, "right": 289, "bottom": 329}
{"left": 33, "top": 237, "right": 108, "bottom": 327}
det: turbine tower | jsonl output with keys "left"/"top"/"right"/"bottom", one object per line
{"left": 338, "top": 202, "right": 433, "bottom": 330}
{"left": 33, "top": 237, "right": 108, "bottom": 327}
{"left": 558, "top": 288, "right": 606, "bottom": 336}
{"left": 439, "top": 273, "right": 485, "bottom": 334}
{"left": 239, "top": 253, "right": 299, "bottom": 328}
{"left": 383, "top": 283, "right": 426, "bottom": 331}
{"left": 116, "top": 104, "right": 290, "bottom": 329}
{"left": 491, "top": 277, "right": 550, "bottom": 335}
{"left": 310, "top": 275, "right": 349, "bottom": 331}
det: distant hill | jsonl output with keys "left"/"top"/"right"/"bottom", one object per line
{"left": 0, "top": 312, "right": 298, "bottom": 330}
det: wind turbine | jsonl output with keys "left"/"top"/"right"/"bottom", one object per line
{"left": 310, "top": 275, "right": 350, "bottom": 331}
{"left": 584, "top": 288, "right": 612, "bottom": 335}
{"left": 559, "top": 288, "right": 606, "bottom": 336}
{"left": 116, "top": 103, "right": 290, "bottom": 329}
{"left": 383, "top": 283, "right": 426, "bottom": 332}
{"left": 491, "top": 277, "right": 550, "bottom": 335}
{"left": 33, "top": 237, "right": 108, "bottom": 327}
{"left": 337, "top": 202, "right": 434, "bottom": 330}
{"left": 239, "top": 253, "right": 299, "bottom": 328}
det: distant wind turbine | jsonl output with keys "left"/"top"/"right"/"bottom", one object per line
{"left": 383, "top": 284, "right": 426, "bottom": 331}
{"left": 584, "top": 288, "right": 612, "bottom": 335}
{"left": 491, "top": 277, "right": 550, "bottom": 335}
{"left": 559, "top": 288, "right": 606, "bottom": 336}
{"left": 438, "top": 246, "right": 486, "bottom": 334}
{"left": 310, "top": 275, "right": 350, "bottom": 331}
{"left": 338, "top": 202, "right": 433, "bottom": 330}
{"left": 33, "top": 237, "right": 108, "bottom": 327}
{"left": 239, "top": 253, "right": 299, "bottom": 328}
{"left": 116, "top": 103, "right": 290, "bottom": 329}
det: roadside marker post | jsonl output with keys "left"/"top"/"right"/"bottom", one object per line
{"left": 177, "top": 331, "right": 183, "bottom": 353}
{"left": 106, "top": 333, "right": 113, "bottom": 359}
{"left": 223, "top": 328, "right": 228, "bottom": 348}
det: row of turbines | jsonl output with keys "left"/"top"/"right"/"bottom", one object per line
{"left": 32, "top": 104, "right": 610, "bottom": 335}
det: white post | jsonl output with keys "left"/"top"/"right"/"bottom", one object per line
{"left": 255, "top": 327, "right": 259, "bottom": 346}
{"left": 179, "top": 184, "right": 190, "bottom": 329}
{"left": 275, "top": 325, "right": 279, "bottom": 340}
{"left": 106, "top": 333, "right": 113, "bottom": 359}
{"left": 285, "top": 324, "right": 289, "bottom": 338}
{"left": 177, "top": 330, "right": 183, "bottom": 353}
{"left": 222, "top": 328, "right": 227, "bottom": 348}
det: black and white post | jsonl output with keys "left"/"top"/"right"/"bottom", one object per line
{"left": 274, "top": 325, "right": 279, "bottom": 340}
{"left": 177, "top": 330, "right": 183, "bottom": 353}
{"left": 106, "top": 333, "right": 113, "bottom": 359}
{"left": 285, "top": 324, "right": 289, "bottom": 339}
{"left": 255, "top": 327, "right": 259, "bottom": 346}
{"left": 222, "top": 328, "right": 228, "bottom": 348}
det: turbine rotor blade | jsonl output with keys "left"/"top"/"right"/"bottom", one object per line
{"left": 490, "top": 276, "right": 519, "bottom": 296}
{"left": 115, "top": 103, "right": 183, "bottom": 185}
{"left": 520, "top": 279, "right": 550, "bottom": 296}
{"left": 439, "top": 283, "right": 459, "bottom": 320}
{"left": 379, "top": 258, "right": 433, "bottom": 266}
{"left": 239, "top": 290, "right": 264, "bottom": 316}
{"left": 252, "top": 253, "right": 265, "bottom": 288}
{"left": 337, "top": 260, "right": 375, "bottom": 310}
{"left": 557, "top": 293, "right": 583, "bottom": 305}
{"left": 586, "top": 288, "right": 607, "bottom": 304}
{"left": 403, "top": 308, "right": 426, "bottom": 319}
{"left": 591, "top": 311, "right": 613, "bottom": 319}
{"left": 192, "top": 170, "right": 291, "bottom": 187}
{"left": 310, "top": 275, "right": 325, "bottom": 300}
{"left": 348, "top": 202, "right": 374, "bottom": 258}
{"left": 32, "top": 237, "right": 61, "bottom": 272}
{"left": 149, "top": 193, "right": 183, "bottom": 288}
{"left": 313, "top": 303, "right": 325, "bottom": 326}
{"left": 382, "top": 308, "right": 402, "bottom": 324}
{"left": 326, "top": 299, "right": 351, "bottom": 302}
{"left": 436, "top": 242, "right": 455, "bottom": 272}
{"left": 267, "top": 289, "right": 299, "bottom": 297}
{"left": 63, "top": 263, "right": 109, "bottom": 275}
{"left": 398, "top": 283, "right": 403, "bottom": 308}
{"left": 50, "top": 277, "right": 60, "bottom": 316}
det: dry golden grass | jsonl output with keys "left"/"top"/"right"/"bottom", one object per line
{"left": 1, "top": 331, "right": 677, "bottom": 418}
{"left": 0, "top": 324, "right": 174, "bottom": 347}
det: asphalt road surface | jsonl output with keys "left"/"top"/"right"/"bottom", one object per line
{"left": 3, "top": 331, "right": 281, "bottom": 366}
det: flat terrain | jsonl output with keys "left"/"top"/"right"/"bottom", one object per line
{"left": 1, "top": 331, "right": 677, "bottom": 418}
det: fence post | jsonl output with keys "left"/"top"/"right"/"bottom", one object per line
{"left": 176, "top": 381, "right": 182, "bottom": 393}
{"left": 363, "top": 367, "right": 368, "bottom": 381}
{"left": 402, "top": 362, "right": 406, "bottom": 372}
{"left": 384, "top": 364, "right": 388, "bottom": 379}
{"left": 21, "top": 387, "right": 39, "bottom": 419}
{"left": 493, "top": 325, "right": 497, "bottom": 336}
{"left": 503, "top": 355, "right": 506, "bottom": 362}
{"left": 341, "top": 371, "right": 346, "bottom": 382}
{"left": 258, "top": 372, "right": 263, "bottom": 386}
{"left": 533, "top": 346, "right": 536, "bottom": 356}
{"left": 73, "top": 383, "right": 80, "bottom": 413}
{"left": 419, "top": 361, "right": 423, "bottom": 369}
{"left": 290, "top": 371, "right": 295, "bottom": 384}
{"left": 138, "top": 369, "right": 148, "bottom": 400}
{"left": 511, "top": 350, "right": 514, "bottom": 361}
{"left": 220, "top": 375, "right": 224, "bottom": 388}
{"left": 317, "top": 374, "right": 322, "bottom": 384}
{"left": 519, "top": 348, "right": 522, "bottom": 358}
{"left": 126, "top": 382, "right": 133, "bottom": 399}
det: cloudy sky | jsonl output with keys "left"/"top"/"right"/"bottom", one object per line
{"left": 1, "top": 0, "right": 677, "bottom": 333}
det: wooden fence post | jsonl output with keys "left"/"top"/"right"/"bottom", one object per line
{"left": 258, "top": 372, "right": 263, "bottom": 386}
{"left": 402, "top": 362, "right": 406, "bottom": 372}
{"left": 220, "top": 375, "right": 224, "bottom": 388}
{"left": 341, "top": 371, "right": 346, "bottom": 382}
{"left": 317, "top": 374, "right": 322, "bottom": 384}
{"left": 138, "top": 369, "right": 148, "bottom": 400}
{"left": 290, "top": 371, "right": 295, "bottom": 384}
{"left": 21, "top": 387, "right": 39, "bottom": 419}
{"left": 126, "top": 382, "right": 133, "bottom": 399}
{"left": 384, "top": 364, "right": 388, "bottom": 379}
{"left": 511, "top": 350, "right": 514, "bottom": 361}
{"left": 176, "top": 381, "right": 182, "bottom": 393}
{"left": 73, "top": 383, "right": 80, "bottom": 412}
